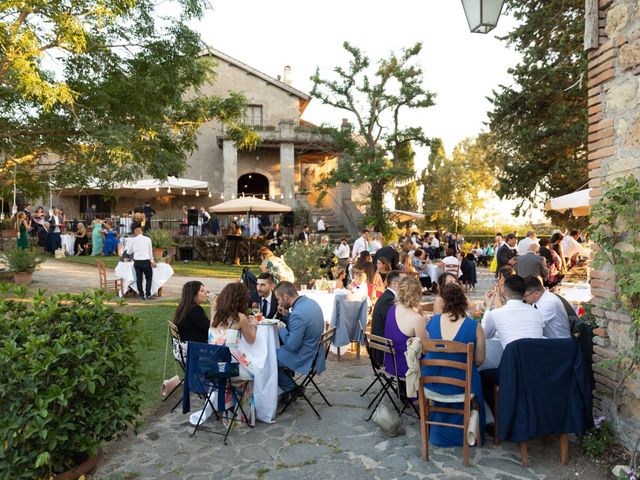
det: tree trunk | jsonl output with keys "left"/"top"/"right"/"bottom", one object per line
{"left": 370, "top": 182, "right": 386, "bottom": 233}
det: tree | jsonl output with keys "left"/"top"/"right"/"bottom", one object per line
{"left": 486, "top": 0, "right": 587, "bottom": 217}
{"left": 310, "top": 42, "right": 435, "bottom": 233}
{"left": 0, "top": 0, "right": 259, "bottom": 198}
{"left": 394, "top": 142, "right": 418, "bottom": 212}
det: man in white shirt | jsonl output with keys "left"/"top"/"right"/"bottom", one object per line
{"left": 523, "top": 276, "right": 571, "bottom": 339}
{"left": 370, "top": 232, "right": 383, "bottom": 255}
{"left": 561, "top": 229, "right": 589, "bottom": 261}
{"left": 317, "top": 217, "right": 326, "bottom": 232}
{"left": 482, "top": 275, "right": 544, "bottom": 350}
{"left": 517, "top": 230, "right": 538, "bottom": 255}
{"left": 334, "top": 238, "right": 350, "bottom": 268}
{"left": 125, "top": 226, "right": 156, "bottom": 300}
{"left": 351, "top": 230, "right": 369, "bottom": 262}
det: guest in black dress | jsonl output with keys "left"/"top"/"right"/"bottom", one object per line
{"left": 74, "top": 222, "right": 88, "bottom": 255}
{"left": 173, "top": 281, "right": 210, "bottom": 343}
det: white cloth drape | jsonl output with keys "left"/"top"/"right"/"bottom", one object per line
{"left": 405, "top": 337, "right": 422, "bottom": 398}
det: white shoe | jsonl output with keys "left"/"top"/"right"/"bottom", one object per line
{"left": 189, "top": 403, "right": 213, "bottom": 426}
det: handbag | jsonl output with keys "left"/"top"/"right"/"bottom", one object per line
{"left": 489, "top": 255, "right": 498, "bottom": 273}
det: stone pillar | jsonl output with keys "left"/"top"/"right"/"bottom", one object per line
{"left": 280, "top": 142, "right": 295, "bottom": 207}
{"left": 222, "top": 140, "right": 237, "bottom": 200}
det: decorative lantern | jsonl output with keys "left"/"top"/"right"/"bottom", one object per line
{"left": 461, "top": 0, "right": 505, "bottom": 33}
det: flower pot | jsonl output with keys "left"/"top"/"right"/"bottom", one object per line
{"left": 13, "top": 272, "right": 32, "bottom": 285}
{"left": 53, "top": 449, "right": 102, "bottom": 480}
{"left": 1, "top": 229, "right": 17, "bottom": 238}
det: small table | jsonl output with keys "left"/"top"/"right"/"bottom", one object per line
{"left": 114, "top": 261, "right": 174, "bottom": 297}
{"left": 426, "top": 264, "right": 444, "bottom": 283}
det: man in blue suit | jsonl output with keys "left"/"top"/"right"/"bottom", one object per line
{"left": 274, "top": 281, "right": 325, "bottom": 398}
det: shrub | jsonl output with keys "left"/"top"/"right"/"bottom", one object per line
{"left": 278, "top": 240, "right": 326, "bottom": 284}
{"left": 1, "top": 247, "right": 45, "bottom": 273}
{"left": 0, "top": 285, "right": 143, "bottom": 478}
{"left": 580, "top": 417, "right": 615, "bottom": 458}
{"left": 147, "top": 229, "right": 175, "bottom": 250}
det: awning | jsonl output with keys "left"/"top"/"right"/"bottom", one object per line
{"left": 121, "top": 177, "right": 208, "bottom": 190}
{"left": 545, "top": 189, "right": 591, "bottom": 216}
{"left": 389, "top": 209, "right": 425, "bottom": 223}
{"left": 210, "top": 196, "right": 292, "bottom": 214}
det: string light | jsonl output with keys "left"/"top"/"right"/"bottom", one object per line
{"left": 145, "top": 186, "right": 150, "bottom": 191}
{"left": 280, "top": 193, "right": 284, "bottom": 199}
{"left": 232, "top": 194, "right": 235, "bottom": 199}
{"left": 196, "top": 190, "right": 200, "bottom": 197}
{"left": 182, "top": 189, "right": 186, "bottom": 195}
{"left": 167, "top": 187, "right": 172, "bottom": 194}
{"left": 208, "top": 191, "right": 212, "bottom": 198}
{"left": 220, "top": 193, "right": 224, "bottom": 200}
{"left": 289, "top": 192, "right": 293, "bottom": 199}
{"left": 155, "top": 186, "right": 159, "bottom": 192}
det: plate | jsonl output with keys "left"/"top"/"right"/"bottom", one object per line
{"left": 259, "top": 319, "right": 279, "bottom": 325}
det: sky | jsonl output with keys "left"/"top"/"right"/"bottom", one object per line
{"left": 167, "top": 0, "right": 546, "bottom": 224}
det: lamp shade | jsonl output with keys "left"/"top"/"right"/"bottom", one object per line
{"left": 461, "top": 0, "right": 505, "bottom": 33}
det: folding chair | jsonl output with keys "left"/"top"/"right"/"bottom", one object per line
{"left": 362, "top": 333, "right": 402, "bottom": 421}
{"left": 418, "top": 339, "right": 481, "bottom": 467}
{"left": 183, "top": 342, "right": 251, "bottom": 444}
{"left": 279, "top": 327, "right": 336, "bottom": 419}
{"left": 164, "top": 322, "right": 186, "bottom": 411}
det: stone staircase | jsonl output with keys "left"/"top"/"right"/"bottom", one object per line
{"left": 311, "top": 206, "right": 351, "bottom": 243}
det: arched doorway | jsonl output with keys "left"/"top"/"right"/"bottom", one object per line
{"left": 238, "top": 173, "right": 269, "bottom": 198}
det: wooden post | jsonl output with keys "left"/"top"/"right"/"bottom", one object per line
{"left": 584, "top": 0, "right": 599, "bottom": 51}
{"left": 520, "top": 442, "right": 528, "bottom": 467}
{"left": 560, "top": 433, "right": 569, "bottom": 465}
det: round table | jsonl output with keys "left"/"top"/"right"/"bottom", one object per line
{"left": 114, "top": 261, "right": 174, "bottom": 297}
{"left": 60, "top": 234, "right": 76, "bottom": 256}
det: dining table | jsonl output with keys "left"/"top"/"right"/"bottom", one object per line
{"left": 114, "top": 261, "right": 174, "bottom": 297}
{"left": 426, "top": 264, "right": 444, "bottom": 284}
{"left": 60, "top": 234, "right": 76, "bottom": 256}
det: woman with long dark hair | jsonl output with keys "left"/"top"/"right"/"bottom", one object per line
{"left": 173, "top": 281, "right": 210, "bottom": 343}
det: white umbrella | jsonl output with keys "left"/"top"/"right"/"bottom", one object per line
{"left": 545, "top": 189, "right": 591, "bottom": 217}
{"left": 389, "top": 209, "right": 425, "bottom": 223}
{"left": 210, "top": 196, "right": 292, "bottom": 214}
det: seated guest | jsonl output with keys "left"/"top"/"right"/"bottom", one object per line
{"left": 209, "top": 282, "right": 257, "bottom": 426}
{"left": 412, "top": 249, "right": 432, "bottom": 292}
{"left": 550, "top": 232, "right": 567, "bottom": 272}
{"left": 74, "top": 222, "right": 88, "bottom": 255}
{"left": 459, "top": 253, "right": 478, "bottom": 290}
{"left": 173, "top": 281, "right": 211, "bottom": 344}
{"left": 334, "top": 266, "right": 350, "bottom": 290}
{"left": 374, "top": 242, "right": 400, "bottom": 270}
{"left": 441, "top": 248, "right": 460, "bottom": 271}
{"left": 422, "top": 283, "right": 486, "bottom": 447}
{"left": 102, "top": 222, "right": 121, "bottom": 256}
{"left": 370, "top": 270, "right": 404, "bottom": 365}
{"left": 256, "top": 272, "right": 281, "bottom": 320}
{"left": 354, "top": 250, "right": 373, "bottom": 271}
{"left": 433, "top": 272, "right": 459, "bottom": 314}
{"left": 539, "top": 238, "right": 563, "bottom": 288}
{"left": 258, "top": 246, "right": 294, "bottom": 283}
{"left": 376, "top": 257, "right": 391, "bottom": 285}
{"left": 384, "top": 276, "right": 428, "bottom": 381}
{"left": 274, "top": 281, "right": 325, "bottom": 400}
{"left": 523, "top": 276, "right": 571, "bottom": 339}
{"left": 484, "top": 265, "right": 514, "bottom": 311}
{"left": 515, "top": 243, "right": 548, "bottom": 279}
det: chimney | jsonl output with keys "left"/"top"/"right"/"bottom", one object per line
{"left": 283, "top": 65, "right": 292, "bottom": 85}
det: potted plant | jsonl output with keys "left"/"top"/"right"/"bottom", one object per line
{"left": 279, "top": 240, "right": 327, "bottom": 288}
{"left": 1, "top": 247, "right": 44, "bottom": 284}
{"left": 0, "top": 286, "right": 144, "bottom": 479}
{"left": 147, "top": 229, "right": 175, "bottom": 259}
{"left": 1, "top": 217, "right": 17, "bottom": 238}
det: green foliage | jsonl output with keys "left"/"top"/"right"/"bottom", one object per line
{"left": 1, "top": 247, "right": 45, "bottom": 273}
{"left": 278, "top": 240, "right": 326, "bottom": 285}
{"left": 421, "top": 136, "right": 493, "bottom": 231}
{"left": 293, "top": 206, "right": 311, "bottom": 227}
{"left": 486, "top": 0, "right": 587, "bottom": 218}
{"left": 147, "top": 229, "right": 175, "bottom": 250}
{"left": 311, "top": 42, "right": 435, "bottom": 232}
{"left": 0, "top": 287, "right": 144, "bottom": 478}
{"left": 394, "top": 143, "right": 418, "bottom": 212}
{"left": 580, "top": 419, "right": 615, "bottom": 458}
{"left": 0, "top": 0, "right": 259, "bottom": 198}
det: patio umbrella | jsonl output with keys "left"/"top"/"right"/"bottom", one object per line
{"left": 545, "top": 189, "right": 591, "bottom": 217}
{"left": 389, "top": 209, "right": 425, "bottom": 223}
{"left": 210, "top": 196, "right": 292, "bottom": 214}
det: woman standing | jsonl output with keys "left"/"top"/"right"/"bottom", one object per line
{"left": 422, "top": 283, "right": 486, "bottom": 447}
{"left": 91, "top": 219, "right": 104, "bottom": 256}
{"left": 209, "top": 282, "right": 257, "bottom": 426}
{"left": 15, "top": 212, "right": 30, "bottom": 249}
{"left": 228, "top": 220, "right": 242, "bottom": 265}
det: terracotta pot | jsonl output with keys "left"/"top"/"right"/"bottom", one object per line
{"left": 53, "top": 449, "right": 102, "bottom": 480}
{"left": 1, "top": 229, "right": 17, "bottom": 238}
{"left": 13, "top": 272, "right": 32, "bottom": 285}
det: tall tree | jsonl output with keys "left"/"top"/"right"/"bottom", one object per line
{"left": 311, "top": 42, "right": 435, "bottom": 233}
{"left": 486, "top": 0, "right": 587, "bottom": 216}
{"left": 0, "top": 0, "right": 259, "bottom": 198}
{"left": 394, "top": 142, "right": 418, "bottom": 212}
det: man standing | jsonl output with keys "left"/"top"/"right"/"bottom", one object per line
{"left": 317, "top": 217, "right": 326, "bottom": 232}
{"left": 523, "top": 276, "right": 571, "bottom": 339}
{"left": 297, "top": 225, "right": 311, "bottom": 244}
{"left": 274, "top": 281, "right": 325, "bottom": 398}
{"left": 515, "top": 243, "right": 549, "bottom": 280}
{"left": 47, "top": 206, "right": 63, "bottom": 252}
{"left": 517, "top": 230, "right": 538, "bottom": 255}
{"left": 143, "top": 202, "right": 156, "bottom": 231}
{"left": 351, "top": 229, "right": 369, "bottom": 263}
{"left": 370, "top": 232, "right": 383, "bottom": 255}
{"left": 266, "top": 223, "right": 283, "bottom": 251}
{"left": 256, "top": 272, "right": 282, "bottom": 320}
{"left": 125, "top": 226, "right": 156, "bottom": 300}
{"left": 374, "top": 240, "right": 400, "bottom": 271}
{"left": 22, "top": 203, "right": 32, "bottom": 222}
{"left": 85, "top": 204, "right": 96, "bottom": 224}
{"left": 561, "top": 229, "right": 590, "bottom": 263}
{"left": 495, "top": 233, "right": 517, "bottom": 277}
{"left": 334, "top": 238, "right": 350, "bottom": 268}
{"left": 370, "top": 270, "right": 404, "bottom": 365}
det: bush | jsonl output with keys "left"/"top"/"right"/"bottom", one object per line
{"left": 147, "top": 229, "right": 175, "bottom": 249}
{"left": 0, "top": 286, "right": 143, "bottom": 478}
{"left": 278, "top": 240, "right": 327, "bottom": 284}
{"left": 1, "top": 247, "right": 45, "bottom": 273}
{"left": 580, "top": 417, "right": 615, "bottom": 458}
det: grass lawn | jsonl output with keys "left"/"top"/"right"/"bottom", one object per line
{"left": 57, "top": 255, "right": 260, "bottom": 278}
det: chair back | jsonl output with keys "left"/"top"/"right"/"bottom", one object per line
{"left": 168, "top": 321, "right": 187, "bottom": 368}
{"left": 444, "top": 263, "right": 460, "bottom": 276}
{"left": 365, "top": 333, "right": 399, "bottom": 374}
{"left": 419, "top": 302, "right": 434, "bottom": 314}
{"left": 419, "top": 339, "right": 474, "bottom": 393}
{"left": 96, "top": 260, "right": 107, "bottom": 289}
{"left": 310, "top": 327, "right": 336, "bottom": 375}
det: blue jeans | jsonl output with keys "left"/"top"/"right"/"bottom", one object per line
{"left": 277, "top": 362, "right": 296, "bottom": 393}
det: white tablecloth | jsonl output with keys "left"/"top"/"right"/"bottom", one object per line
{"left": 240, "top": 323, "right": 279, "bottom": 423}
{"left": 557, "top": 282, "right": 592, "bottom": 304}
{"left": 426, "top": 264, "right": 444, "bottom": 283}
{"left": 114, "top": 261, "right": 174, "bottom": 296}
{"left": 61, "top": 234, "right": 76, "bottom": 256}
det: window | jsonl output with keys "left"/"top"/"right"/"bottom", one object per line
{"left": 244, "top": 105, "right": 263, "bottom": 126}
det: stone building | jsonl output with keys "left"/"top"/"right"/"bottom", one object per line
{"left": 585, "top": 0, "right": 640, "bottom": 449}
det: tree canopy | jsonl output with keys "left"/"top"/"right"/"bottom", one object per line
{"left": 486, "top": 0, "right": 587, "bottom": 217}
{"left": 310, "top": 42, "right": 435, "bottom": 233}
{"left": 393, "top": 142, "right": 418, "bottom": 212}
{"left": 0, "top": 0, "right": 259, "bottom": 198}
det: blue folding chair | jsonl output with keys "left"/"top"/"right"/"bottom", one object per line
{"left": 182, "top": 342, "right": 251, "bottom": 444}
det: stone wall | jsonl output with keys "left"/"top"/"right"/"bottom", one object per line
{"left": 587, "top": 0, "right": 640, "bottom": 449}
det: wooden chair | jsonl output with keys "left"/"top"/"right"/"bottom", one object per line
{"left": 418, "top": 339, "right": 481, "bottom": 467}
{"left": 443, "top": 263, "right": 460, "bottom": 277}
{"left": 419, "top": 302, "right": 434, "bottom": 315}
{"left": 96, "top": 260, "right": 123, "bottom": 295}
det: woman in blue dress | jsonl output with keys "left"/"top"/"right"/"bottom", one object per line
{"left": 102, "top": 222, "right": 120, "bottom": 256}
{"left": 422, "top": 282, "right": 486, "bottom": 447}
